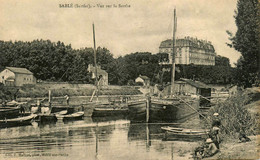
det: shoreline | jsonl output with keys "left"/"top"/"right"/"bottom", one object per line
{"left": 205, "top": 135, "right": 259, "bottom": 160}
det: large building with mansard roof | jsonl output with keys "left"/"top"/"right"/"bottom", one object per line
{"left": 159, "top": 37, "right": 216, "bottom": 66}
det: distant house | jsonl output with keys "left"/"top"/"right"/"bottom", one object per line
{"left": 88, "top": 64, "right": 108, "bottom": 86}
{"left": 135, "top": 75, "right": 150, "bottom": 87}
{"left": 0, "top": 67, "right": 36, "bottom": 87}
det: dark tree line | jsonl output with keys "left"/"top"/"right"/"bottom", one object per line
{"left": 227, "top": 0, "right": 259, "bottom": 88}
{"left": 0, "top": 40, "right": 114, "bottom": 84}
{"left": 0, "top": 39, "right": 234, "bottom": 85}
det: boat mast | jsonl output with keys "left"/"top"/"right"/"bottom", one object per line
{"left": 171, "top": 8, "right": 177, "bottom": 97}
{"left": 93, "top": 23, "right": 99, "bottom": 101}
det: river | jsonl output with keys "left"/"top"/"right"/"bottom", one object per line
{"left": 0, "top": 117, "right": 202, "bottom": 160}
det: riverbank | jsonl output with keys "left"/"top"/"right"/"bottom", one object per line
{"left": 180, "top": 87, "right": 260, "bottom": 159}
{"left": 18, "top": 83, "right": 142, "bottom": 98}
{"left": 0, "top": 83, "right": 142, "bottom": 102}
{"left": 205, "top": 135, "right": 259, "bottom": 160}
{"left": 207, "top": 87, "right": 259, "bottom": 159}
{"left": 178, "top": 116, "right": 259, "bottom": 159}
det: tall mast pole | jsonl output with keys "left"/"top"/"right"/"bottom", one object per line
{"left": 171, "top": 8, "right": 177, "bottom": 97}
{"left": 93, "top": 23, "right": 99, "bottom": 101}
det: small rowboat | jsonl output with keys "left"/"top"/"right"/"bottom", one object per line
{"left": 0, "top": 114, "right": 37, "bottom": 128}
{"left": 37, "top": 110, "right": 68, "bottom": 122}
{"left": 0, "top": 107, "right": 21, "bottom": 120}
{"left": 161, "top": 126, "right": 209, "bottom": 138}
{"left": 56, "top": 111, "right": 84, "bottom": 121}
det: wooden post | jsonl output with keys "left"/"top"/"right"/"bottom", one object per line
{"left": 48, "top": 90, "right": 52, "bottom": 107}
{"left": 171, "top": 144, "right": 174, "bottom": 160}
{"left": 146, "top": 123, "right": 150, "bottom": 150}
{"left": 96, "top": 127, "right": 98, "bottom": 156}
{"left": 93, "top": 23, "right": 99, "bottom": 102}
{"left": 171, "top": 8, "right": 177, "bottom": 97}
{"left": 217, "top": 91, "right": 219, "bottom": 105}
{"left": 146, "top": 96, "right": 150, "bottom": 123}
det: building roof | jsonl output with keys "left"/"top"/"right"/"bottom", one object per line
{"left": 180, "top": 78, "right": 211, "bottom": 89}
{"left": 88, "top": 64, "right": 108, "bottom": 75}
{"left": 138, "top": 75, "right": 150, "bottom": 80}
{"left": 6, "top": 67, "right": 33, "bottom": 75}
{"left": 175, "top": 81, "right": 186, "bottom": 84}
{"left": 5, "top": 77, "right": 15, "bottom": 80}
{"left": 96, "top": 69, "right": 108, "bottom": 75}
{"left": 159, "top": 37, "right": 215, "bottom": 52}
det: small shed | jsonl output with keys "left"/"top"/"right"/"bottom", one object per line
{"left": 0, "top": 67, "right": 36, "bottom": 86}
{"left": 175, "top": 78, "right": 211, "bottom": 95}
{"left": 175, "top": 78, "right": 211, "bottom": 106}
{"left": 135, "top": 75, "right": 150, "bottom": 87}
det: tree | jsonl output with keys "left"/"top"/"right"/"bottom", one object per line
{"left": 227, "top": 0, "right": 260, "bottom": 87}
{"left": 215, "top": 55, "right": 231, "bottom": 67}
{"left": 115, "top": 52, "right": 160, "bottom": 85}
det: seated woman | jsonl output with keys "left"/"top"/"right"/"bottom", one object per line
{"left": 202, "top": 138, "right": 219, "bottom": 158}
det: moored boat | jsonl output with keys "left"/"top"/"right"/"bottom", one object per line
{"left": 128, "top": 97, "right": 199, "bottom": 123}
{"left": 0, "top": 107, "right": 21, "bottom": 120}
{"left": 36, "top": 110, "right": 68, "bottom": 122}
{"left": 0, "top": 114, "right": 37, "bottom": 128}
{"left": 128, "top": 9, "right": 202, "bottom": 123}
{"left": 161, "top": 126, "right": 209, "bottom": 139}
{"left": 92, "top": 104, "right": 129, "bottom": 117}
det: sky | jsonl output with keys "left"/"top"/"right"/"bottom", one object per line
{"left": 0, "top": 0, "right": 241, "bottom": 66}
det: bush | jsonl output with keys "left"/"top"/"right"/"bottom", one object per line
{"left": 127, "top": 80, "right": 135, "bottom": 86}
{"left": 206, "top": 89, "right": 259, "bottom": 139}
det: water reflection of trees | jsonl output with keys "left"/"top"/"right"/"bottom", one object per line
{"left": 0, "top": 119, "right": 132, "bottom": 160}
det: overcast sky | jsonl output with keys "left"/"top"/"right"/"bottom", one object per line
{"left": 0, "top": 0, "right": 241, "bottom": 65}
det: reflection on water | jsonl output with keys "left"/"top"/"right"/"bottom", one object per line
{"left": 0, "top": 117, "right": 202, "bottom": 160}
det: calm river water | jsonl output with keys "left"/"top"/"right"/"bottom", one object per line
{"left": 0, "top": 118, "right": 201, "bottom": 160}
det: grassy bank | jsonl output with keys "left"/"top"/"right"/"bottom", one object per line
{"left": 0, "top": 83, "right": 142, "bottom": 100}
{"left": 204, "top": 135, "right": 259, "bottom": 160}
{"left": 181, "top": 88, "right": 259, "bottom": 159}
{"left": 206, "top": 87, "right": 259, "bottom": 139}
